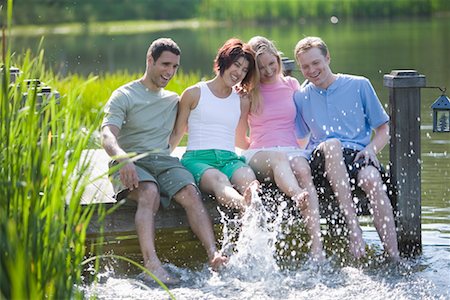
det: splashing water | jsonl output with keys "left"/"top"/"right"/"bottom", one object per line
{"left": 220, "top": 184, "right": 284, "bottom": 281}
{"left": 82, "top": 185, "right": 450, "bottom": 299}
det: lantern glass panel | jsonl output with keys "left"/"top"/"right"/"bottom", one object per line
{"left": 435, "top": 110, "right": 450, "bottom": 132}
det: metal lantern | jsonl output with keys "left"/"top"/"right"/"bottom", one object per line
{"left": 431, "top": 93, "right": 450, "bottom": 132}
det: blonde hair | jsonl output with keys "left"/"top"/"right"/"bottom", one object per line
{"left": 247, "top": 36, "right": 284, "bottom": 114}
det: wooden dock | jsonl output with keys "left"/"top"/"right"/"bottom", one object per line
{"left": 78, "top": 148, "right": 237, "bottom": 237}
{"left": 78, "top": 147, "right": 371, "bottom": 238}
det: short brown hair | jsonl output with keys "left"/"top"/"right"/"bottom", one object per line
{"left": 147, "top": 38, "right": 181, "bottom": 62}
{"left": 294, "top": 36, "right": 328, "bottom": 64}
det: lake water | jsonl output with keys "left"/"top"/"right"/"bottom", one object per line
{"left": 13, "top": 16, "right": 449, "bottom": 299}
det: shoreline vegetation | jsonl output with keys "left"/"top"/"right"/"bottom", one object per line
{"left": 7, "top": 0, "right": 450, "bottom": 35}
{"left": 9, "top": 19, "right": 224, "bottom": 37}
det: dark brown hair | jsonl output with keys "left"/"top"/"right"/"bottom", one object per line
{"left": 213, "top": 38, "right": 257, "bottom": 92}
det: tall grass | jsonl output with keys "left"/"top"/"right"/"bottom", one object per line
{"left": 0, "top": 57, "right": 101, "bottom": 298}
{"left": 1, "top": 2, "right": 101, "bottom": 297}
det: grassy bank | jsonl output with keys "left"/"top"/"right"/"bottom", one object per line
{"left": 10, "top": 19, "right": 222, "bottom": 37}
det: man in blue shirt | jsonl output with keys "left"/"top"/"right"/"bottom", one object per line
{"left": 294, "top": 36, "right": 400, "bottom": 262}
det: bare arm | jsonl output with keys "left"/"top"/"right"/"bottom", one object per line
{"left": 354, "top": 122, "right": 390, "bottom": 168}
{"left": 235, "top": 95, "right": 251, "bottom": 150}
{"left": 169, "top": 86, "right": 198, "bottom": 151}
{"left": 101, "top": 124, "right": 139, "bottom": 190}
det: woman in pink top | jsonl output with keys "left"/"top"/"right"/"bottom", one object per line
{"left": 236, "top": 36, "right": 324, "bottom": 261}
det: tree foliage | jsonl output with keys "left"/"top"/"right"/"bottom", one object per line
{"left": 5, "top": 0, "right": 450, "bottom": 26}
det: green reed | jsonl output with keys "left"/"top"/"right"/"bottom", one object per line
{"left": 1, "top": 3, "right": 101, "bottom": 296}
{"left": 0, "top": 57, "right": 101, "bottom": 298}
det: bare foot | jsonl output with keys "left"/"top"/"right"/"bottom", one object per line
{"left": 292, "top": 189, "right": 310, "bottom": 208}
{"left": 209, "top": 251, "right": 229, "bottom": 271}
{"left": 243, "top": 180, "right": 260, "bottom": 206}
{"left": 348, "top": 230, "right": 366, "bottom": 259}
{"left": 143, "top": 262, "right": 180, "bottom": 285}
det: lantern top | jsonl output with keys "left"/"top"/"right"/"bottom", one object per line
{"left": 431, "top": 94, "right": 450, "bottom": 109}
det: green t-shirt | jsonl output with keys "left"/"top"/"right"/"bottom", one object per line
{"left": 102, "top": 80, "right": 179, "bottom": 155}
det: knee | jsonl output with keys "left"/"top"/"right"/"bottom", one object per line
{"left": 292, "top": 157, "right": 312, "bottom": 178}
{"left": 317, "top": 139, "right": 343, "bottom": 162}
{"left": 320, "top": 138, "right": 342, "bottom": 152}
{"left": 233, "top": 166, "right": 256, "bottom": 183}
{"left": 135, "top": 182, "right": 160, "bottom": 210}
{"left": 358, "top": 166, "right": 384, "bottom": 192}
{"left": 174, "top": 184, "right": 202, "bottom": 208}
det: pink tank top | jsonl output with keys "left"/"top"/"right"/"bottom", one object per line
{"left": 248, "top": 77, "right": 300, "bottom": 149}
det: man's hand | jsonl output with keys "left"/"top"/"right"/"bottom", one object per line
{"left": 119, "top": 161, "right": 139, "bottom": 190}
{"left": 354, "top": 147, "right": 380, "bottom": 169}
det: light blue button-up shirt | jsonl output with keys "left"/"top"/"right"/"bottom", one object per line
{"left": 294, "top": 74, "right": 389, "bottom": 151}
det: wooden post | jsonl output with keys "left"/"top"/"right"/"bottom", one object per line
{"left": 383, "top": 70, "right": 426, "bottom": 257}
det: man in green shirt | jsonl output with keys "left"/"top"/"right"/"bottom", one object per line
{"left": 101, "top": 38, "right": 227, "bottom": 284}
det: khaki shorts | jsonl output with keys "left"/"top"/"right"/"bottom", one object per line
{"left": 181, "top": 149, "right": 248, "bottom": 185}
{"left": 109, "top": 153, "right": 198, "bottom": 208}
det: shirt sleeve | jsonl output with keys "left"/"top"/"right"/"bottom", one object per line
{"left": 361, "top": 78, "right": 389, "bottom": 129}
{"left": 101, "top": 90, "right": 127, "bottom": 129}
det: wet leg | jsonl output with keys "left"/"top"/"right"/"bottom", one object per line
{"left": 130, "top": 182, "right": 179, "bottom": 284}
{"left": 318, "top": 139, "right": 366, "bottom": 258}
{"left": 358, "top": 167, "right": 400, "bottom": 261}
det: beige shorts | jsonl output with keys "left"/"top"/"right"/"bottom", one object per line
{"left": 241, "top": 146, "right": 312, "bottom": 163}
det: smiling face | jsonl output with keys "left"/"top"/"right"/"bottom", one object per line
{"left": 222, "top": 56, "right": 250, "bottom": 88}
{"left": 257, "top": 52, "right": 280, "bottom": 84}
{"left": 147, "top": 50, "right": 180, "bottom": 90}
{"left": 296, "top": 46, "right": 333, "bottom": 89}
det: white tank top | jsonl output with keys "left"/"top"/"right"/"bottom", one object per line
{"left": 186, "top": 81, "right": 241, "bottom": 152}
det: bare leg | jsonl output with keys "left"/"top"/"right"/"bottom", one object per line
{"left": 291, "top": 156, "right": 325, "bottom": 262}
{"left": 249, "top": 151, "right": 309, "bottom": 201}
{"left": 129, "top": 182, "right": 179, "bottom": 284}
{"left": 173, "top": 184, "right": 228, "bottom": 270}
{"left": 230, "top": 166, "right": 260, "bottom": 205}
{"left": 200, "top": 168, "right": 255, "bottom": 211}
{"left": 318, "top": 139, "right": 366, "bottom": 258}
{"left": 250, "top": 151, "right": 324, "bottom": 261}
{"left": 358, "top": 166, "right": 400, "bottom": 261}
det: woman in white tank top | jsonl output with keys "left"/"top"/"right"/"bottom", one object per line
{"left": 170, "top": 38, "right": 259, "bottom": 211}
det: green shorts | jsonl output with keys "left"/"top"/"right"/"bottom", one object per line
{"left": 109, "top": 153, "right": 198, "bottom": 208}
{"left": 181, "top": 149, "right": 248, "bottom": 185}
